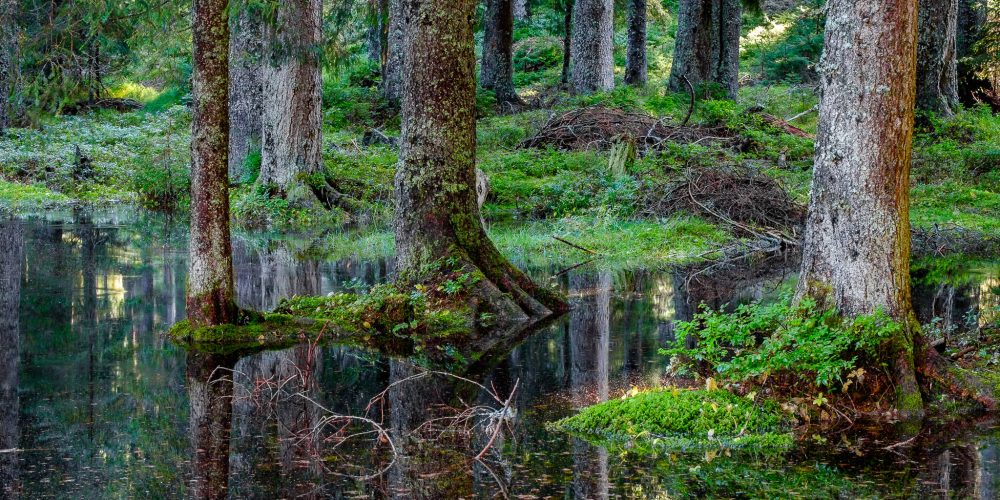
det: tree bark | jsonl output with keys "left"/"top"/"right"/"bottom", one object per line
{"left": 189, "top": 0, "right": 237, "bottom": 327}
{"left": 918, "top": 0, "right": 960, "bottom": 115}
{"left": 229, "top": 1, "right": 263, "bottom": 180}
{"left": 481, "top": 0, "right": 524, "bottom": 107}
{"left": 513, "top": 0, "right": 529, "bottom": 20}
{"left": 367, "top": 0, "right": 388, "bottom": 66}
{"left": 0, "top": 219, "right": 22, "bottom": 499}
{"left": 395, "top": 0, "right": 567, "bottom": 327}
{"left": 259, "top": 0, "right": 323, "bottom": 198}
{"left": 796, "top": 0, "right": 922, "bottom": 418}
{"left": 0, "top": 0, "right": 19, "bottom": 135}
{"left": 382, "top": 0, "right": 405, "bottom": 107}
{"left": 570, "top": 0, "right": 614, "bottom": 94}
{"left": 624, "top": 0, "right": 648, "bottom": 86}
{"left": 956, "top": 0, "right": 995, "bottom": 106}
{"left": 561, "top": 0, "right": 574, "bottom": 85}
{"left": 668, "top": 0, "right": 742, "bottom": 99}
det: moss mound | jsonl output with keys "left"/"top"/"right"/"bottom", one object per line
{"left": 551, "top": 388, "right": 793, "bottom": 451}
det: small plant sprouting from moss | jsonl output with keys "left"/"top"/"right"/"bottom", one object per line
{"left": 662, "top": 296, "right": 902, "bottom": 389}
{"left": 551, "top": 387, "right": 793, "bottom": 451}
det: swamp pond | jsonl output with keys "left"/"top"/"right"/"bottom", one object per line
{"left": 2, "top": 208, "right": 1000, "bottom": 499}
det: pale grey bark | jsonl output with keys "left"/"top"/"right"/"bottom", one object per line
{"left": 382, "top": 0, "right": 405, "bottom": 106}
{"left": 797, "top": 0, "right": 920, "bottom": 415}
{"left": 0, "top": 0, "right": 19, "bottom": 135}
{"left": 229, "top": 3, "right": 263, "bottom": 179}
{"left": 570, "top": 0, "right": 614, "bottom": 94}
{"left": 513, "top": 0, "right": 528, "bottom": 20}
{"left": 0, "top": 219, "right": 22, "bottom": 499}
{"left": 918, "top": 0, "right": 960, "bottom": 115}
{"left": 668, "top": 0, "right": 742, "bottom": 99}
{"left": 259, "top": 0, "right": 323, "bottom": 193}
{"left": 624, "top": 0, "right": 648, "bottom": 86}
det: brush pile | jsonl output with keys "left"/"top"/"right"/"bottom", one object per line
{"left": 642, "top": 166, "right": 806, "bottom": 241}
{"left": 520, "top": 106, "right": 739, "bottom": 153}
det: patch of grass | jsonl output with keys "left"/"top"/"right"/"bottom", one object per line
{"left": 0, "top": 179, "right": 72, "bottom": 209}
{"left": 550, "top": 387, "right": 793, "bottom": 451}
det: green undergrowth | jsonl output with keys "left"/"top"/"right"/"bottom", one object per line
{"left": 662, "top": 297, "right": 901, "bottom": 390}
{"left": 0, "top": 179, "right": 72, "bottom": 210}
{"left": 550, "top": 387, "right": 794, "bottom": 452}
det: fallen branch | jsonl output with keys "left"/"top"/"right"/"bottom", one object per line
{"left": 552, "top": 235, "right": 599, "bottom": 255}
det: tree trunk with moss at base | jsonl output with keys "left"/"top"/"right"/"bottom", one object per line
{"left": 189, "top": 0, "right": 238, "bottom": 327}
{"left": 668, "top": 0, "right": 741, "bottom": 99}
{"left": 481, "top": 0, "right": 524, "bottom": 108}
{"left": 394, "top": 0, "right": 567, "bottom": 329}
{"left": 798, "top": 0, "right": 994, "bottom": 420}
{"left": 258, "top": 0, "right": 324, "bottom": 205}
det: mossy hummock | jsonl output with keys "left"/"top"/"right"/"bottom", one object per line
{"left": 551, "top": 388, "right": 794, "bottom": 451}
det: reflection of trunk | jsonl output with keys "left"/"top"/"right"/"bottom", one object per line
{"left": 569, "top": 271, "right": 610, "bottom": 405}
{"left": 978, "top": 443, "right": 998, "bottom": 498}
{"left": 79, "top": 214, "right": 98, "bottom": 443}
{"left": 919, "top": 444, "right": 980, "bottom": 498}
{"left": 233, "top": 240, "right": 320, "bottom": 311}
{"left": 0, "top": 219, "right": 23, "bottom": 498}
{"left": 387, "top": 360, "right": 450, "bottom": 499}
{"left": 187, "top": 352, "right": 237, "bottom": 499}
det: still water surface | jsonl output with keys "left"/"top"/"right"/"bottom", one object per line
{"left": 2, "top": 208, "right": 1000, "bottom": 498}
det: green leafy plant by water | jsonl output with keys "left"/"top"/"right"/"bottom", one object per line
{"left": 662, "top": 297, "right": 902, "bottom": 389}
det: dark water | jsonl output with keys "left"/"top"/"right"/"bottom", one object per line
{"left": 1, "top": 209, "right": 999, "bottom": 499}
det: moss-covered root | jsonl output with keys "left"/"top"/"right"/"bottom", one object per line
{"left": 550, "top": 388, "right": 794, "bottom": 451}
{"left": 917, "top": 336, "right": 997, "bottom": 411}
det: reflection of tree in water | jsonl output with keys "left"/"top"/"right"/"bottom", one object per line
{"left": 568, "top": 270, "right": 610, "bottom": 500}
{"left": 186, "top": 352, "right": 237, "bottom": 499}
{"left": 1, "top": 219, "right": 24, "bottom": 499}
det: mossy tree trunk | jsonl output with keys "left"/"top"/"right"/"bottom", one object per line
{"left": 189, "top": 0, "right": 238, "bottom": 327}
{"left": 0, "top": 219, "right": 22, "bottom": 497}
{"left": 624, "top": 0, "right": 648, "bottom": 86}
{"left": 481, "top": 0, "right": 524, "bottom": 107}
{"left": 394, "top": 0, "right": 567, "bottom": 327}
{"left": 668, "top": 0, "right": 741, "bottom": 99}
{"left": 259, "top": 0, "right": 323, "bottom": 202}
{"left": 228, "top": 1, "right": 263, "bottom": 180}
{"left": 0, "top": 0, "right": 19, "bottom": 135}
{"left": 570, "top": 0, "right": 614, "bottom": 94}
{"left": 796, "top": 0, "right": 995, "bottom": 419}
{"left": 918, "top": 0, "right": 960, "bottom": 116}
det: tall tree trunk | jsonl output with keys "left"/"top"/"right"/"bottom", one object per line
{"left": 796, "top": 0, "right": 922, "bottom": 418}
{"left": 259, "top": 0, "right": 323, "bottom": 199}
{"left": 382, "top": 0, "right": 405, "bottom": 106}
{"left": 481, "top": 0, "right": 524, "bottom": 107}
{"left": 570, "top": 0, "right": 614, "bottom": 94}
{"left": 561, "top": 0, "right": 574, "bottom": 85}
{"left": 0, "top": 219, "right": 22, "bottom": 499}
{"left": 229, "top": 2, "right": 263, "bottom": 180}
{"left": 0, "top": 0, "right": 19, "bottom": 135}
{"left": 395, "top": 0, "right": 566, "bottom": 327}
{"left": 918, "top": 0, "right": 960, "bottom": 115}
{"left": 367, "top": 0, "right": 388, "bottom": 66}
{"left": 668, "top": 0, "right": 742, "bottom": 99}
{"left": 957, "top": 0, "right": 995, "bottom": 106}
{"left": 189, "top": 0, "right": 237, "bottom": 327}
{"left": 624, "top": 0, "right": 648, "bottom": 86}
{"left": 513, "top": 0, "right": 529, "bottom": 20}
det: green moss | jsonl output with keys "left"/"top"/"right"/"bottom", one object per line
{"left": 551, "top": 388, "right": 794, "bottom": 451}
{"left": 0, "top": 180, "right": 72, "bottom": 210}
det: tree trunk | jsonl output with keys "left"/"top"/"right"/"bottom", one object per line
{"left": 189, "top": 0, "right": 237, "bottom": 327}
{"left": 229, "top": 2, "right": 263, "bottom": 180}
{"left": 0, "top": 219, "right": 22, "bottom": 499}
{"left": 367, "top": 0, "right": 388, "bottom": 66}
{"left": 796, "top": 0, "right": 922, "bottom": 418}
{"left": 624, "top": 0, "right": 648, "bottom": 86}
{"left": 513, "top": 0, "right": 529, "bottom": 20}
{"left": 570, "top": 0, "right": 614, "bottom": 94}
{"left": 668, "top": 0, "right": 742, "bottom": 99}
{"left": 395, "top": 0, "right": 566, "bottom": 327}
{"left": 957, "top": 0, "right": 995, "bottom": 106}
{"left": 259, "top": 0, "right": 323, "bottom": 199}
{"left": 918, "top": 0, "right": 960, "bottom": 115}
{"left": 0, "top": 0, "right": 18, "bottom": 135}
{"left": 382, "top": 0, "right": 405, "bottom": 106}
{"left": 481, "top": 0, "right": 524, "bottom": 107}
{"left": 561, "top": 0, "right": 574, "bottom": 85}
